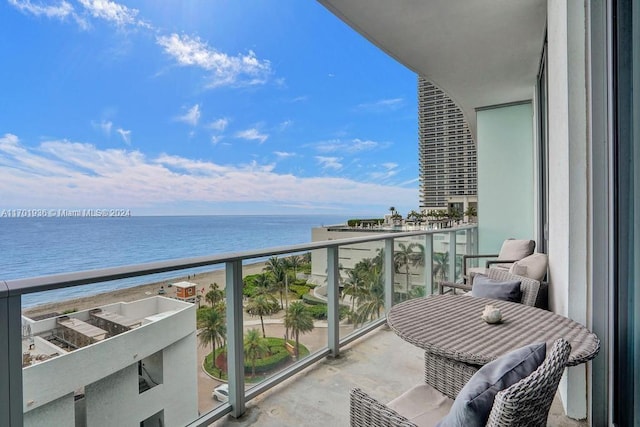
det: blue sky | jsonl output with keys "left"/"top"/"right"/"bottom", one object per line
{"left": 1, "top": 0, "right": 418, "bottom": 217}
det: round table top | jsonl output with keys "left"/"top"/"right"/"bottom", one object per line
{"left": 386, "top": 294, "right": 600, "bottom": 366}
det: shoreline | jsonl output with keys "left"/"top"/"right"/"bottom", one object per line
{"left": 22, "top": 260, "right": 267, "bottom": 319}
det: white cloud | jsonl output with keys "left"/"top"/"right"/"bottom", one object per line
{"left": 156, "top": 33, "right": 272, "bottom": 88}
{"left": 0, "top": 136, "right": 416, "bottom": 211}
{"left": 314, "top": 138, "right": 383, "bottom": 154}
{"left": 207, "top": 118, "right": 228, "bottom": 131}
{"left": 8, "top": 0, "right": 74, "bottom": 19}
{"left": 356, "top": 98, "right": 404, "bottom": 112}
{"left": 235, "top": 128, "right": 268, "bottom": 144}
{"left": 175, "top": 104, "right": 201, "bottom": 126}
{"left": 211, "top": 135, "right": 224, "bottom": 145}
{"left": 116, "top": 128, "right": 131, "bottom": 144}
{"left": 369, "top": 163, "right": 399, "bottom": 180}
{"left": 278, "top": 120, "right": 293, "bottom": 132}
{"left": 289, "top": 96, "right": 308, "bottom": 103}
{"left": 315, "top": 156, "right": 342, "bottom": 170}
{"left": 77, "top": 0, "right": 143, "bottom": 27}
{"left": 274, "top": 151, "right": 295, "bottom": 159}
{"left": 9, "top": 0, "right": 144, "bottom": 29}
{"left": 91, "top": 120, "right": 113, "bottom": 135}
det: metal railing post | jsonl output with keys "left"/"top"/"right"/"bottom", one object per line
{"left": 326, "top": 246, "right": 340, "bottom": 357}
{"left": 447, "top": 231, "right": 457, "bottom": 283}
{"left": 423, "top": 234, "right": 434, "bottom": 295}
{"left": 225, "top": 261, "right": 245, "bottom": 418}
{"left": 465, "top": 227, "right": 474, "bottom": 258}
{"left": 384, "top": 238, "right": 394, "bottom": 312}
{"left": 0, "top": 287, "right": 23, "bottom": 426}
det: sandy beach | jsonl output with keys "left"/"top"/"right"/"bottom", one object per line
{"left": 22, "top": 261, "right": 268, "bottom": 319}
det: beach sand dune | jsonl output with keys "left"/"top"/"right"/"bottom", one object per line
{"left": 22, "top": 261, "right": 267, "bottom": 319}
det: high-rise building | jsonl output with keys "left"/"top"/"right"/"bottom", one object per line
{"left": 418, "top": 77, "right": 477, "bottom": 214}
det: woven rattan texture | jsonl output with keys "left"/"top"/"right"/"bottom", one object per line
{"left": 349, "top": 339, "right": 572, "bottom": 427}
{"left": 350, "top": 388, "right": 417, "bottom": 427}
{"left": 486, "top": 339, "right": 572, "bottom": 427}
{"left": 387, "top": 294, "right": 599, "bottom": 367}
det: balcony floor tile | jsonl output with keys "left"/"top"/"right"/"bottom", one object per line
{"left": 211, "top": 327, "right": 588, "bottom": 427}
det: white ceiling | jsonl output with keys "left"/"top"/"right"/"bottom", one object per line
{"left": 318, "top": 0, "right": 547, "bottom": 138}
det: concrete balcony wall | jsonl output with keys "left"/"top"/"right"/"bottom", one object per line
{"left": 547, "top": 0, "right": 589, "bottom": 419}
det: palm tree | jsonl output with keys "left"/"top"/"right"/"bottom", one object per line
{"left": 244, "top": 328, "right": 269, "bottom": 377}
{"left": 354, "top": 269, "right": 385, "bottom": 326}
{"left": 284, "top": 301, "right": 314, "bottom": 358}
{"left": 284, "top": 255, "right": 302, "bottom": 279}
{"left": 245, "top": 293, "right": 279, "bottom": 338}
{"left": 198, "top": 306, "right": 227, "bottom": 371}
{"left": 433, "top": 251, "right": 450, "bottom": 282}
{"left": 264, "top": 256, "right": 287, "bottom": 309}
{"left": 342, "top": 269, "right": 366, "bottom": 312}
{"left": 250, "top": 273, "right": 272, "bottom": 296}
{"left": 394, "top": 242, "right": 420, "bottom": 299}
{"left": 205, "top": 282, "right": 224, "bottom": 306}
{"left": 408, "top": 285, "right": 426, "bottom": 299}
{"left": 407, "top": 210, "right": 421, "bottom": 222}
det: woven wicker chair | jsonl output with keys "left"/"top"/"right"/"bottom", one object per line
{"left": 438, "top": 269, "right": 542, "bottom": 307}
{"left": 350, "top": 339, "right": 571, "bottom": 427}
{"left": 462, "top": 239, "right": 536, "bottom": 281}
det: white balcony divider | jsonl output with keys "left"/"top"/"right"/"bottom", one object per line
{"left": 1, "top": 225, "right": 477, "bottom": 426}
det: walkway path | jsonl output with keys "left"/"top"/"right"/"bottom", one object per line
{"left": 196, "top": 311, "right": 355, "bottom": 415}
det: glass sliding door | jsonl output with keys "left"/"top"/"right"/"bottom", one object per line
{"left": 613, "top": 0, "right": 639, "bottom": 425}
{"left": 536, "top": 38, "right": 549, "bottom": 254}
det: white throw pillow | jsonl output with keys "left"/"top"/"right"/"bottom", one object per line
{"left": 498, "top": 239, "right": 535, "bottom": 261}
{"left": 510, "top": 253, "right": 548, "bottom": 281}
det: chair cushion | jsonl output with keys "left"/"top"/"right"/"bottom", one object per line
{"left": 509, "top": 253, "right": 548, "bottom": 281}
{"left": 508, "top": 262, "right": 528, "bottom": 276}
{"left": 467, "top": 266, "right": 488, "bottom": 277}
{"left": 497, "top": 239, "right": 535, "bottom": 261}
{"left": 435, "top": 342, "right": 547, "bottom": 427}
{"left": 387, "top": 384, "right": 454, "bottom": 427}
{"left": 471, "top": 275, "right": 522, "bottom": 302}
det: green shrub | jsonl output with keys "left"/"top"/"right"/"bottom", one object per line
{"left": 242, "top": 274, "right": 261, "bottom": 297}
{"left": 302, "top": 293, "right": 326, "bottom": 305}
{"left": 289, "top": 284, "right": 311, "bottom": 298}
{"left": 347, "top": 218, "right": 384, "bottom": 227}
{"left": 204, "top": 337, "right": 310, "bottom": 378}
{"left": 307, "top": 304, "right": 328, "bottom": 319}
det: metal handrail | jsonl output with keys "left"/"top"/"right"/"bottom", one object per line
{"left": 1, "top": 224, "right": 477, "bottom": 426}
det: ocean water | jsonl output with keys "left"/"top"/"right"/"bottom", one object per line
{"left": 0, "top": 215, "right": 348, "bottom": 307}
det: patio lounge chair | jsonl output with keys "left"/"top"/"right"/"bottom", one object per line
{"left": 438, "top": 268, "right": 543, "bottom": 307}
{"left": 463, "top": 239, "right": 536, "bottom": 282}
{"left": 350, "top": 338, "right": 571, "bottom": 427}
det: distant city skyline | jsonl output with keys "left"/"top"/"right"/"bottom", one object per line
{"left": 0, "top": 0, "right": 419, "bottom": 217}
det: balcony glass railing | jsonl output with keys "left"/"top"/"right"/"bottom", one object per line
{"left": 1, "top": 225, "right": 477, "bottom": 427}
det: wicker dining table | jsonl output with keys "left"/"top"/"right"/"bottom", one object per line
{"left": 386, "top": 294, "right": 600, "bottom": 398}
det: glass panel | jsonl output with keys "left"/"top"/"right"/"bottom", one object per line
{"left": 393, "top": 235, "right": 428, "bottom": 302}
{"left": 337, "top": 241, "right": 386, "bottom": 328}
